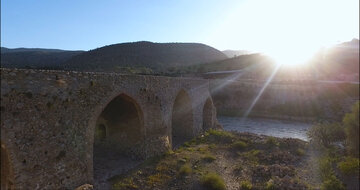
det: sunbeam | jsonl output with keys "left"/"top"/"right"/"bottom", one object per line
{"left": 242, "top": 63, "right": 282, "bottom": 120}
{"left": 209, "top": 62, "right": 263, "bottom": 94}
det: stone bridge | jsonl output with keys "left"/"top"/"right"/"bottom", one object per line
{"left": 0, "top": 68, "right": 219, "bottom": 189}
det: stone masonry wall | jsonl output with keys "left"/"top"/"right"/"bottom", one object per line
{"left": 0, "top": 68, "right": 217, "bottom": 189}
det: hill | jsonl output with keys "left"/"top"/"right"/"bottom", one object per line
{"left": 1, "top": 48, "right": 84, "bottom": 69}
{"left": 63, "top": 41, "right": 227, "bottom": 72}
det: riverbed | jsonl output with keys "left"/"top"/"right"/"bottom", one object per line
{"left": 218, "top": 116, "right": 313, "bottom": 141}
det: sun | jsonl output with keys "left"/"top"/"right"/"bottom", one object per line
{"left": 269, "top": 53, "right": 309, "bottom": 67}
{"left": 264, "top": 44, "right": 319, "bottom": 68}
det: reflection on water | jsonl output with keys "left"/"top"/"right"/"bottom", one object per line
{"left": 218, "top": 116, "right": 312, "bottom": 141}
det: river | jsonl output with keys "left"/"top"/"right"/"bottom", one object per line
{"left": 218, "top": 116, "right": 313, "bottom": 141}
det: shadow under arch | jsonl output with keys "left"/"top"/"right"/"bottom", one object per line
{"left": 171, "top": 89, "right": 194, "bottom": 148}
{"left": 1, "top": 141, "right": 15, "bottom": 190}
{"left": 92, "top": 93, "right": 145, "bottom": 188}
{"left": 202, "top": 97, "right": 214, "bottom": 132}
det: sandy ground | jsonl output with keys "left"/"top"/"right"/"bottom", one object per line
{"left": 93, "top": 151, "right": 143, "bottom": 190}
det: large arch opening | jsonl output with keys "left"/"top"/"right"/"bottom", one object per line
{"left": 1, "top": 143, "right": 15, "bottom": 190}
{"left": 203, "top": 98, "right": 214, "bottom": 131}
{"left": 93, "top": 94, "right": 144, "bottom": 188}
{"left": 171, "top": 90, "right": 194, "bottom": 148}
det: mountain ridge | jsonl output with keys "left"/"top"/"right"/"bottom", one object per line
{"left": 1, "top": 47, "right": 84, "bottom": 69}
{"left": 63, "top": 41, "right": 228, "bottom": 72}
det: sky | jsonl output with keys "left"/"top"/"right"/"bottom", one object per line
{"left": 1, "top": 0, "right": 359, "bottom": 55}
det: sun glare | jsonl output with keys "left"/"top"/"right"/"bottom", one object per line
{"left": 265, "top": 46, "right": 317, "bottom": 67}
{"left": 205, "top": 0, "right": 358, "bottom": 63}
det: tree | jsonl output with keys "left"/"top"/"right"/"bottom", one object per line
{"left": 307, "top": 122, "right": 345, "bottom": 147}
{"left": 343, "top": 101, "right": 359, "bottom": 156}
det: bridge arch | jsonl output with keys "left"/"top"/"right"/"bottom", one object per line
{"left": 171, "top": 89, "right": 194, "bottom": 148}
{"left": 94, "top": 93, "right": 144, "bottom": 149}
{"left": 92, "top": 93, "right": 145, "bottom": 187}
{"left": 202, "top": 97, "right": 214, "bottom": 131}
{"left": 1, "top": 141, "right": 15, "bottom": 190}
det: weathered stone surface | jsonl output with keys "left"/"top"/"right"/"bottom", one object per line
{"left": 0, "top": 68, "right": 219, "bottom": 189}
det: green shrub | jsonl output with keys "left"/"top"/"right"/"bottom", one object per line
{"left": 146, "top": 173, "right": 171, "bottom": 186}
{"left": 201, "top": 172, "right": 226, "bottom": 190}
{"left": 232, "top": 141, "right": 248, "bottom": 150}
{"left": 113, "top": 177, "right": 138, "bottom": 190}
{"left": 197, "top": 146, "right": 209, "bottom": 153}
{"left": 343, "top": 101, "right": 359, "bottom": 156}
{"left": 295, "top": 148, "right": 306, "bottom": 156}
{"left": 318, "top": 156, "right": 345, "bottom": 190}
{"left": 319, "top": 157, "right": 334, "bottom": 181}
{"left": 266, "top": 137, "right": 279, "bottom": 146}
{"left": 320, "top": 175, "right": 345, "bottom": 190}
{"left": 265, "top": 179, "right": 276, "bottom": 190}
{"left": 182, "top": 142, "right": 191, "bottom": 147}
{"left": 240, "top": 150, "right": 261, "bottom": 165}
{"left": 337, "top": 157, "right": 360, "bottom": 175}
{"left": 179, "top": 164, "right": 192, "bottom": 176}
{"left": 209, "top": 144, "right": 216, "bottom": 149}
{"left": 240, "top": 180, "right": 252, "bottom": 190}
{"left": 177, "top": 158, "right": 187, "bottom": 164}
{"left": 202, "top": 154, "right": 216, "bottom": 162}
{"left": 206, "top": 129, "right": 234, "bottom": 143}
{"left": 307, "top": 123, "right": 345, "bottom": 147}
{"left": 164, "top": 150, "right": 174, "bottom": 157}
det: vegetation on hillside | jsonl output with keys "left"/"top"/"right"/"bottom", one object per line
{"left": 343, "top": 102, "right": 359, "bottom": 156}
{"left": 172, "top": 53, "right": 274, "bottom": 75}
{"left": 111, "top": 129, "right": 317, "bottom": 190}
{"left": 307, "top": 101, "right": 359, "bottom": 189}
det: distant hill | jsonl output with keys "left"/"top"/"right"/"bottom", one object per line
{"left": 313, "top": 38, "right": 359, "bottom": 81}
{"left": 192, "top": 53, "right": 273, "bottom": 72}
{"left": 1, "top": 47, "right": 75, "bottom": 53}
{"left": 1, "top": 47, "right": 84, "bottom": 69}
{"left": 2, "top": 39, "right": 357, "bottom": 80}
{"left": 180, "top": 39, "right": 359, "bottom": 81}
{"left": 172, "top": 53, "right": 276, "bottom": 79}
{"left": 337, "top": 38, "right": 359, "bottom": 49}
{"left": 63, "top": 41, "right": 227, "bottom": 72}
{"left": 222, "top": 50, "right": 250, "bottom": 58}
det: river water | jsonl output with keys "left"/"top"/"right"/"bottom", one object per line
{"left": 218, "top": 116, "right": 313, "bottom": 141}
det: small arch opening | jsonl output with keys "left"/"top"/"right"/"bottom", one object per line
{"left": 93, "top": 94, "right": 144, "bottom": 189}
